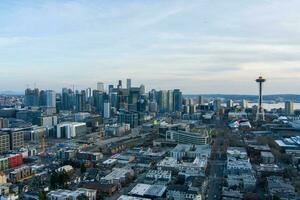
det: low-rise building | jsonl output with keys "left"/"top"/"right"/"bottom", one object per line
{"left": 165, "top": 130, "right": 209, "bottom": 145}
{"left": 9, "top": 165, "right": 34, "bottom": 183}
{"left": 77, "top": 151, "right": 103, "bottom": 162}
{"left": 167, "top": 185, "right": 202, "bottom": 200}
{"left": 117, "top": 195, "right": 150, "bottom": 200}
{"left": 129, "top": 184, "right": 167, "bottom": 199}
{"left": 261, "top": 151, "right": 275, "bottom": 164}
{"left": 105, "top": 123, "right": 130, "bottom": 137}
{"left": 100, "top": 167, "right": 134, "bottom": 185}
{"left": 267, "top": 176, "right": 298, "bottom": 200}
{"left": 145, "top": 170, "right": 171, "bottom": 185}
{"left": 47, "top": 188, "right": 97, "bottom": 200}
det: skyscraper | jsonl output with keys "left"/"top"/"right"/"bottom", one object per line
{"left": 97, "top": 82, "right": 104, "bottom": 92}
{"left": 227, "top": 99, "right": 233, "bottom": 109}
{"left": 24, "top": 88, "right": 39, "bottom": 107}
{"left": 241, "top": 99, "right": 248, "bottom": 110}
{"left": 157, "top": 90, "right": 168, "bottom": 113}
{"left": 285, "top": 101, "right": 294, "bottom": 116}
{"left": 117, "top": 80, "right": 122, "bottom": 89}
{"left": 62, "top": 88, "right": 74, "bottom": 111}
{"left": 198, "top": 96, "right": 204, "bottom": 105}
{"left": 213, "top": 99, "right": 221, "bottom": 111}
{"left": 103, "top": 101, "right": 110, "bottom": 119}
{"left": 173, "top": 89, "right": 182, "bottom": 112}
{"left": 126, "top": 78, "right": 131, "bottom": 89}
{"left": 45, "top": 90, "right": 56, "bottom": 108}
{"left": 167, "top": 90, "right": 174, "bottom": 112}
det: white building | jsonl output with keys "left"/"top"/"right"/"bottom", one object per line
{"left": 104, "top": 102, "right": 110, "bottom": 119}
{"left": 56, "top": 122, "right": 86, "bottom": 139}
{"left": 100, "top": 167, "right": 134, "bottom": 185}
{"left": 47, "top": 188, "right": 96, "bottom": 200}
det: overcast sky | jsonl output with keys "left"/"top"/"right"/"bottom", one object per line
{"left": 0, "top": 0, "right": 300, "bottom": 94}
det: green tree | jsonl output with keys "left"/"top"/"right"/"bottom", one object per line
{"left": 38, "top": 191, "right": 46, "bottom": 200}
{"left": 80, "top": 163, "right": 86, "bottom": 174}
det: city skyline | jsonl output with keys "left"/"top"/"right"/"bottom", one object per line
{"left": 1, "top": 0, "right": 300, "bottom": 94}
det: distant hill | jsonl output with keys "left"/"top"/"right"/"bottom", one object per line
{"left": 0, "top": 91, "right": 23, "bottom": 96}
{"left": 184, "top": 94, "right": 300, "bottom": 102}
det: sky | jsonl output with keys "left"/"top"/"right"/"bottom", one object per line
{"left": 1, "top": 0, "right": 300, "bottom": 94}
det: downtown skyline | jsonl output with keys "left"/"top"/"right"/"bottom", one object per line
{"left": 1, "top": 0, "right": 300, "bottom": 94}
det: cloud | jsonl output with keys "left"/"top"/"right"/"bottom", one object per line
{"left": 0, "top": 0, "right": 300, "bottom": 94}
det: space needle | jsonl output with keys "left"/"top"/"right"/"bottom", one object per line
{"left": 256, "top": 76, "right": 266, "bottom": 121}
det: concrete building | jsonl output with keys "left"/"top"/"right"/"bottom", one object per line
{"left": 105, "top": 123, "right": 130, "bottom": 137}
{"left": 261, "top": 151, "right": 275, "bottom": 164}
{"left": 0, "top": 118, "right": 9, "bottom": 129}
{"left": 9, "top": 131, "right": 24, "bottom": 150}
{"left": 167, "top": 185, "right": 201, "bottom": 200}
{"left": 170, "top": 144, "right": 211, "bottom": 160}
{"left": 226, "top": 147, "right": 252, "bottom": 175}
{"left": 103, "top": 101, "right": 110, "bottom": 119}
{"left": 145, "top": 170, "right": 171, "bottom": 185}
{"left": 285, "top": 101, "right": 294, "bottom": 116}
{"left": 56, "top": 122, "right": 86, "bottom": 139}
{"left": 129, "top": 184, "right": 167, "bottom": 198}
{"left": 47, "top": 188, "right": 97, "bottom": 200}
{"left": 118, "top": 111, "right": 138, "bottom": 128}
{"left": 126, "top": 78, "right": 131, "bottom": 89}
{"left": 165, "top": 130, "right": 209, "bottom": 145}
{"left": 45, "top": 90, "right": 56, "bottom": 108}
{"left": 77, "top": 151, "right": 103, "bottom": 162}
{"left": 97, "top": 82, "right": 104, "bottom": 92}
{"left": 267, "top": 176, "right": 297, "bottom": 200}
{"left": 0, "top": 133, "right": 10, "bottom": 154}
{"left": 9, "top": 166, "right": 34, "bottom": 183}
{"left": 100, "top": 167, "right": 134, "bottom": 185}
{"left": 118, "top": 195, "right": 150, "bottom": 200}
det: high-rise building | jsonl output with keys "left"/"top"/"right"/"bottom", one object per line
{"left": 86, "top": 88, "right": 92, "bottom": 100}
{"left": 62, "top": 88, "right": 74, "bottom": 111}
{"left": 117, "top": 80, "right": 122, "bottom": 89}
{"left": 241, "top": 99, "right": 248, "bottom": 110}
{"left": 24, "top": 88, "right": 39, "bottom": 107}
{"left": 75, "top": 90, "right": 85, "bottom": 112}
{"left": 118, "top": 111, "right": 139, "bottom": 128}
{"left": 110, "top": 92, "right": 118, "bottom": 109}
{"left": 213, "top": 99, "right": 222, "bottom": 111}
{"left": 108, "top": 85, "right": 114, "bottom": 94}
{"left": 227, "top": 99, "right": 234, "bottom": 109}
{"left": 103, "top": 101, "right": 111, "bottom": 119}
{"left": 285, "top": 101, "right": 294, "bottom": 116}
{"left": 39, "top": 90, "right": 47, "bottom": 106}
{"left": 157, "top": 90, "right": 168, "bottom": 113}
{"left": 173, "top": 89, "right": 182, "bottom": 112}
{"left": 45, "top": 90, "right": 56, "bottom": 108}
{"left": 129, "top": 87, "right": 140, "bottom": 111}
{"left": 140, "top": 84, "right": 145, "bottom": 94}
{"left": 97, "top": 82, "right": 104, "bottom": 92}
{"left": 0, "top": 133, "right": 10, "bottom": 154}
{"left": 198, "top": 96, "right": 204, "bottom": 105}
{"left": 9, "top": 131, "right": 24, "bottom": 150}
{"left": 0, "top": 118, "right": 9, "bottom": 129}
{"left": 126, "top": 79, "right": 131, "bottom": 89}
{"left": 167, "top": 90, "right": 174, "bottom": 112}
